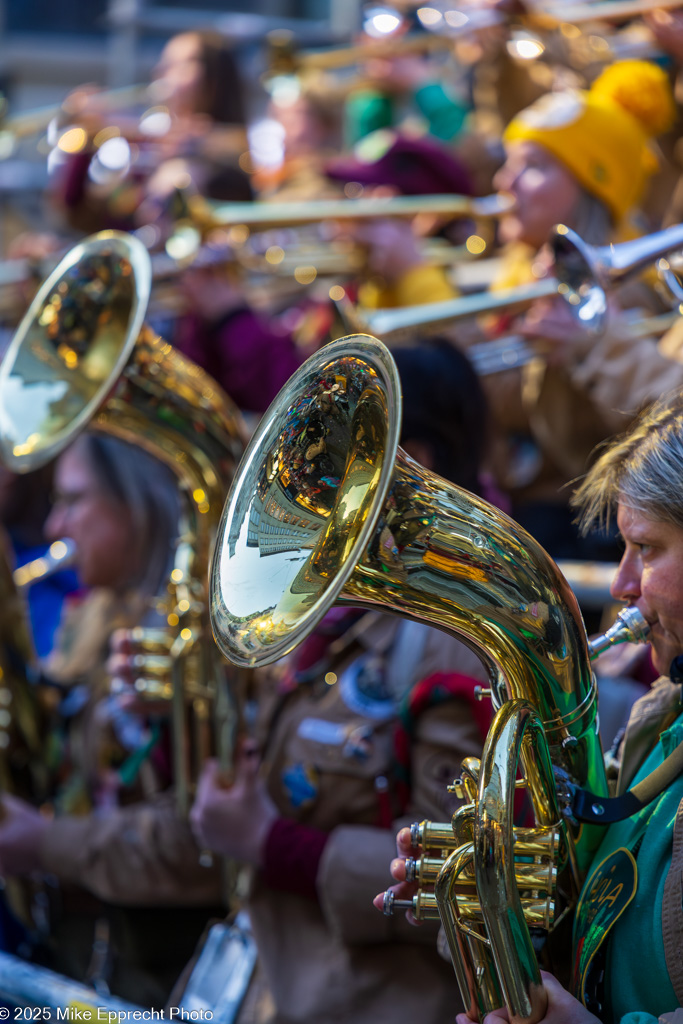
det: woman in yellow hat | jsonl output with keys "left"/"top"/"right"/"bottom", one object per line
{"left": 467, "top": 59, "right": 683, "bottom": 559}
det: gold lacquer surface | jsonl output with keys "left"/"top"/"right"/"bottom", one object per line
{"left": 0, "top": 230, "right": 247, "bottom": 821}
{"left": 0, "top": 231, "right": 150, "bottom": 471}
{"left": 210, "top": 335, "right": 401, "bottom": 666}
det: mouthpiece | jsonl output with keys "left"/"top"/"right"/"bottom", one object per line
{"left": 588, "top": 606, "right": 650, "bottom": 659}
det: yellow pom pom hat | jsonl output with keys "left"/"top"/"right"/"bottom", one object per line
{"left": 504, "top": 60, "right": 676, "bottom": 225}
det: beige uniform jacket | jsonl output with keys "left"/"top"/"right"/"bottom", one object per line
{"left": 481, "top": 306, "right": 683, "bottom": 505}
{"left": 246, "top": 613, "right": 488, "bottom": 1024}
{"left": 28, "top": 589, "right": 224, "bottom": 1006}
{"left": 37, "top": 588, "right": 224, "bottom": 907}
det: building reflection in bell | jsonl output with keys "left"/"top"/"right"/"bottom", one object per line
{"left": 213, "top": 345, "right": 402, "bottom": 665}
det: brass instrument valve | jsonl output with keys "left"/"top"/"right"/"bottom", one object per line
{"left": 382, "top": 889, "right": 441, "bottom": 922}
{"left": 447, "top": 778, "right": 465, "bottom": 800}
{"left": 384, "top": 888, "right": 554, "bottom": 927}
{"left": 410, "top": 819, "right": 459, "bottom": 850}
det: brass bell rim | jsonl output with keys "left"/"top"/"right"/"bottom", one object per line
{"left": 0, "top": 230, "right": 152, "bottom": 473}
{"left": 209, "top": 332, "right": 402, "bottom": 668}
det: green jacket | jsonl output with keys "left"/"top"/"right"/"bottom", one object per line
{"left": 604, "top": 677, "right": 683, "bottom": 1022}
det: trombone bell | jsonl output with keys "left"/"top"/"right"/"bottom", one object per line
{"left": 552, "top": 221, "right": 683, "bottom": 336}
{"left": 551, "top": 225, "right": 609, "bottom": 336}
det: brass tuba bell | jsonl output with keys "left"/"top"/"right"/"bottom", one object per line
{"left": 0, "top": 230, "right": 247, "bottom": 814}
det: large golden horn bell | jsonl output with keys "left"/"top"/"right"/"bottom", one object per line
{"left": 0, "top": 230, "right": 246, "bottom": 814}
{"left": 209, "top": 334, "right": 648, "bottom": 1023}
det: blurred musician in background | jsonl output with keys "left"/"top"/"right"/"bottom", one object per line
{"left": 636, "top": 8, "right": 683, "bottom": 229}
{"left": 253, "top": 81, "right": 346, "bottom": 202}
{"left": 0, "top": 435, "right": 224, "bottom": 1006}
{"left": 51, "top": 29, "right": 252, "bottom": 237}
{"left": 340, "top": 8, "right": 470, "bottom": 148}
{"left": 174, "top": 131, "right": 475, "bottom": 413}
{"left": 241, "top": 51, "right": 683, "bottom": 563}
{"left": 455, "top": 58, "right": 683, "bottom": 558}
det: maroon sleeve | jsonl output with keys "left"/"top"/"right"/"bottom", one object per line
{"left": 58, "top": 152, "right": 93, "bottom": 210}
{"left": 175, "top": 308, "right": 305, "bottom": 413}
{"left": 261, "top": 817, "right": 329, "bottom": 902}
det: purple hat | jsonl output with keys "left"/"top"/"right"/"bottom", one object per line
{"left": 326, "top": 129, "right": 473, "bottom": 196}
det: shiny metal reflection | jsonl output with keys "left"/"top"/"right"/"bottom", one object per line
{"left": 210, "top": 335, "right": 401, "bottom": 666}
{"left": 0, "top": 231, "right": 150, "bottom": 471}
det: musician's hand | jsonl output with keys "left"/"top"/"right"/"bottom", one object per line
{"left": 190, "top": 747, "right": 278, "bottom": 866}
{"left": 350, "top": 216, "right": 423, "bottom": 282}
{"left": 59, "top": 85, "right": 139, "bottom": 138}
{"left": 455, "top": 972, "right": 601, "bottom": 1024}
{"left": 107, "top": 628, "right": 172, "bottom": 717}
{"left": 135, "top": 156, "right": 205, "bottom": 228}
{"left": 645, "top": 10, "right": 683, "bottom": 65}
{"left": 0, "top": 795, "right": 50, "bottom": 877}
{"left": 517, "top": 294, "right": 600, "bottom": 366}
{"left": 60, "top": 84, "right": 105, "bottom": 127}
{"left": 372, "top": 825, "right": 422, "bottom": 925}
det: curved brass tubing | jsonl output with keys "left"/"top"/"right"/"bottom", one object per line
{"left": 475, "top": 700, "right": 561, "bottom": 1024}
{"left": 436, "top": 844, "right": 503, "bottom": 1022}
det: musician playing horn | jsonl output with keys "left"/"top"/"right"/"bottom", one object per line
{"left": 384, "top": 389, "right": 683, "bottom": 1023}
{"left": 52, "top": 30, "right": 252, "bottom": 237}
{"left": 0, "top": 436, "right": 225, "bottom": 1005}
{"left": 467, "top": 59, "right": 683, "bottom": 559}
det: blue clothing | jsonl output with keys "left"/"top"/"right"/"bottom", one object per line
{"left": 12, "top": 541, "right": 80, "bottom": 659}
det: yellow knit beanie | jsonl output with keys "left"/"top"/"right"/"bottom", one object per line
{"left": 504, "top": 60, "right": 676, "bottom": 224}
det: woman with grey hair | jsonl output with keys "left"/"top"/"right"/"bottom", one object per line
{"left": 572, "top": 391, "right": 683, "bottom": 543}
{"left": 389, "top": 389, "right": 683, "bottom": 1023}
{"left": 0, "top": 434, "right": 224, "bottom": 1007}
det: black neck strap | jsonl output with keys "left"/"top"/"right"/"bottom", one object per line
{"left": 572, "top": 737, "right": 683, "bottom": 825}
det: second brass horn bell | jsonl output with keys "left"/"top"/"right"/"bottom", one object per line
{"left": 210, "top": 334, "right": 631, "bottom": 1022}
{"left": 0, "top": 230, "right": 246, "bottom": 815}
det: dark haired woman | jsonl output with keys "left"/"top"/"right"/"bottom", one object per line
{"left": 53, "top": 29, "right": 252, "bottom": 237}
{"left": 0, "top": 434, "right": 224, "bottom": 1006}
